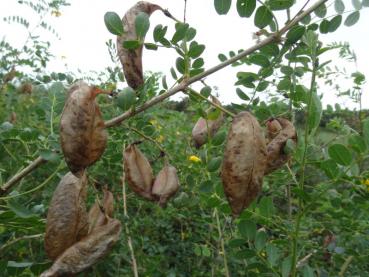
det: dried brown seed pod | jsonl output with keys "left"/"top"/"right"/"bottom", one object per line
{"left": 60, "top": 81, "right": 108, "bottom": 176}
{"left": 152, "top": 163, "right": 180, "bottom": 207}
{"left": 123, "top": 144, "right": 154, "bottom": 200}
{"left": 40, "top": 218, "right": 122, "bottom": 277}
{"left": 265, "top": 118, "right": 297, "bottom": 175}
{"left": 266, "top": 117, "right": 282, "bottom": 143}
{"left": 44, "top": 172, "right": 88, "bottom": 261}
{"left": 88, "top": 188, "right": 114, "bottom": 233}
{"left": 192, "top": 96, "right": 224, "bottom": 148}
{"left": 117, "top": 1, "right": 163, "bottom": 89}
{"left": 221, "top": 112, "right": 267, "bottom": 217}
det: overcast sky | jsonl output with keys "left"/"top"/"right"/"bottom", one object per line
{"left": 1, "top": 0, "right": 368, "bottom": 109}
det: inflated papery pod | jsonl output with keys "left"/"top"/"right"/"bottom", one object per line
{"left": 60, "top": 81, "right": 108, "bottom": 176}
{"left": 44, "top": 172, "right": 88, "bottom": 261}
{"left": 221, "top": 112, "right": 267, "bottom": 217}
{"left": 152, "top": 163, "right": 180, "bottom": 207}
{"left": 265, "top": 118, "right": 297, "bottom": 175}
{"left": 117, "top": 1, "right": 163, "bottom": 89}
{"left": 88, "top": 188, "right": 114, "bottom": 233}
{"left": 192, "top": 96, "right": 224, "bottom": 148}
{"left": 265, "top": 117, "right": 282, "bottom": 143}
{"left": 123, "top": 144, "right": 154, "bottom": 200}
{"left": 40, "top": 218, "right": 122, "bottom": 277}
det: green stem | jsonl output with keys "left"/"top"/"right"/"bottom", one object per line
{"left": 290, "top": 53, "right": 318, "bottom": 276}
{"left": 214, "top": 208, "right": 230, "bottom": 277}
{"left": 186, "top": 88, "right": 235, "bottom": 118}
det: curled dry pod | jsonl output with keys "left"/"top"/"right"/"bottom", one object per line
{"left": 265, "top": 118, "right": 297, "bottom": 175}
{"left": 44, "top": 172, "right": 88, "bottom": 261}
{"left": 60, "top": 81, "right": 108, "bottom": 175}
{"left": 266, "top": 118, "right": 282, "bottom": 143}
{"left": 192, "top": 96, "right": 224, "bottom": 148}
{"left": 152, "top": 164, "right": 180, "bottom": 207}
{"left": 88, "top": 188, "right": 114, "bottom": 233}
{"left": 123, "top": 144, "right": 154, "bottom": 200}
{"left": 117, "top": 1, "right": 163, "bottom": 89}
{"left": 221, "top": 112, "right": 267, "bottom": 217}
{"left": 40, "top": 218, "right": 122, "bottom": 277}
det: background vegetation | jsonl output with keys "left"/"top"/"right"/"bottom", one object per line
{"left": 1, "top": 0, "right": 369, "bottom": 276}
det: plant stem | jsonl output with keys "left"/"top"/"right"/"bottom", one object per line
{"left": 290, "top": 48, "right": 318, "bottom": 276}
{"left": 0, "top": 234, "right": 43, "bottom": 255}
{"left": 214, "top": 208, "right": 230, "bottom": 277}
{"left": 121, "top": 144, "right": 139, "bottom": 277}
{"left": 186, "top": 88, "right": 235, "bottom": 118}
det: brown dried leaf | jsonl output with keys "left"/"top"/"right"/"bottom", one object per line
{"left": 123, "top": 144, "right": 154, "bottom": 200}
{"left": 88, "top": 188, "right": 114, "bottom": 233}
{"left": 116, "top": 1, "right": 163, "bottom": 89}
{"left": 60, "top": 81, "right": 108, "bottom": 175}
{"left": 221, "top": 112, "right": 267, "bottom": 217}
{"left": 41, "top": 218, "right": 121, "bottom": 277}
{"left": 192, "top": 96, "right": 224, "bottom": 148}
{"left": 152, "top": 164, "right": 180, "bottom": 207}
{"left": 44, "top": 172, "right": 88, "bottom": 261}
{"left": 265, "top": 118, "right": 297, "bottom": 175}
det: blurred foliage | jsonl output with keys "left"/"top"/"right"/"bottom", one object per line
{"left": 1, "top": 0, "right": 369, "bottom": 276}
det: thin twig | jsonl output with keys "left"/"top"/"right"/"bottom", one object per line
{"left": 123, "top": 125, "right": 166, "bottom": 154}
{"left": 214, "top": 208, "right": 230, "bottom": 277}
{"left": 185, "top": 88, "right": 235, "bottom": 118}
{"left": 121, "top": 144, "right": 139, "bottom": 277}
{"left": 338, "top": 255, "right": 353, "bottom": 277}
{"left": 0, "top": 0, "right": 329, "bottom": 196}
{"left": 0, "top": 234, "right": 43, "bottom": 254}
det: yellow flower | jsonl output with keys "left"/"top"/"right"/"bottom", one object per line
{"left": 156, "top": 135, "right": 164, "bottom": 143}
{"left": 188, "top": 155, "right": 201, "bottom": 163}
{"left": 362, "top": 179, "right": 369, "bottom": 186}
{"left": 51, "top": 10, "right": 62, "bottom": 17}
{"left": 149, "top": 119, "right": 157, "bottom": 125}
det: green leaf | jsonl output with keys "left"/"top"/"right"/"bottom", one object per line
{"left": 153, "top": 24, "right": 167, "bottom": 42}
{"left": 286, "top": 25, "right": 306, "bottom": 44}
{"left": 277, "top": 78, "right": 291, "bottom": 91}
{"left": 144, "top": 43, "right": 158, "bottom": 50}
{"left": 349, "top": 135, "right": 367, "bottom": 153}
{"left": 171, "top": 23, "right": 189, "bottom": 44}
{"left": 39, "top": 149, "right": 59, "bottom": 162}
{"left": 319, "top": 19, "right": 330, "bottom": 34}
{"left": 329, "top": 15, "right": 342, "bottom": 32}
{"left": 363, "top": 0, "right": 369, "bottom": 7}
{"left": 7, "top": 200, "right": 36, "bottom": 219}
{"left": 334, "top": 0, "right": 345, "bottom": 14}
{"left": 352, "top": 0, "right": 362, "bottom": 10}
{"left": 254, "top": 6, "right": 273, "bottom": 29}
{"left": 249, "top": 54, "right": 270, "bottom": 67}
{"left": 188, "top": 42, "right": 205, "bottom": 58}
{"left": 238, "top": 220, "right": 257, "bottom": 240}
{"left": 218, "top": 53, "right": 227, "bottom": 61}
{"left": 176, "top": 57, "right": 185, "bottom": 74}
{"left": 255, "top": 230, "right": 267, "bottom": 251}
{"left": 207, "top": 157, "right": 222, "bottom": 172}
{"left": 258, "top": 197, "right": 274, "bottom": 218}
{"left": 266, "top": 244, "right": 280, "bottom": 266}
{"left": 237, "top": 0, "right": 256, "bottom": 17}
{"left": 314, "top": 3, "right": 327, "bottom": 18}
{"left": 212, "top": 131, "right": 227, "bottom": 146}
{"left": 282, "top": 256, "right": 292, "bottom": 277}
{"left": 116, "top": 87, "right": 136, "bottom": 111}
{"left": 200, "top": 86, "right": 212, "bottom": 97}
{"left": 319, "top": 159, "right": 339, "bottom": 179}
{"left": 344, "top": 11, "right": 360, "bottom": 26}
{"left": 170, "top": 67, "right": 178, "bottom": 80}
{"left": 260, "top": 43, "right": 279, "bottom": 56}
{"left": 135, "top": 12, "right": 150, "bottom": 39}
{"left": 363, "top": 119, "right": 369, "bottom": 146}
{"left": 300, "top": 13, "right": 311, "bottom": 25}
{"left": 186, "top": 27, "right": 197, "bottom": 41}
{"left": 307, "top": 91, "right": 322, "bottom": 133}
{"left": 192, "top": 58, "right": 204, "bottom": 68}
{"left": 256, "top": 81, "right": 269, "bottom": 92}
{"left": 104, "top": 12, "right": 123, "bottom": 36}
{"left": 214, "top": 0, "right": 232, "bottom": 15}
{"left": 236, "top": 88, "right": 250, "bottom": 100}
{"left": 269, "top": 0, "right": 294, "bottom": 10}
{"left": 328, "top": 144, "right": 352, "bottom": 166}
{"left": 123, "top": 40, "right": 141, "bottom": 50}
